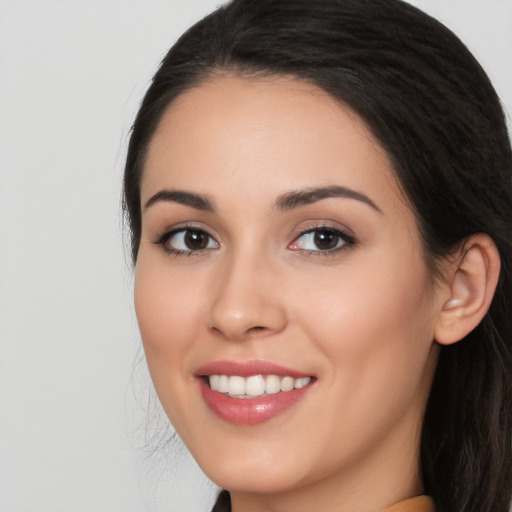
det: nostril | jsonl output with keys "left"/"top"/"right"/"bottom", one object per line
{"left": 209, "top": 323, "right": 272, "bottom": 341}
{"left": 249, "top": 326, "right": 267, "bottom": 333}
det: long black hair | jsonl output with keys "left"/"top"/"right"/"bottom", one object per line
{"left": 123, "top": 1, "right": 512, "bottom": 511}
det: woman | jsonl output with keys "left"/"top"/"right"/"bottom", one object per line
{"left": 123, "top": 0, "right": 512, "bottom": 511}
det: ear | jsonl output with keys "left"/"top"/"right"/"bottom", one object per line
{"left": 435, "top": 234, "right": 501, "bottom": 345}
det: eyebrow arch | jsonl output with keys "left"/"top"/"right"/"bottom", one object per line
{"left": 275, "top": 185, "right": 381, "bottom": 213}
{"left": 144, "top": 189, "right": 215, "bottom": 212}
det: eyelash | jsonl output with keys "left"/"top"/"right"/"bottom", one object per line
{"left": 289, "top": 225, "right": 357, "bottom": 257}
{"left": 153, "top": 224, "right": 218, "bottom": 257}
{"left": 153, "top": 224, "right": 357, "bottom": 257}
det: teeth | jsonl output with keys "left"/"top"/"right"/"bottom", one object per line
{"left": 295, "top": 377, "right": 310, "bottom": 389}
{"left": 208, "top": 374, "right": 312, "bottom": 398}
{"left": 280, "top": 376, "right": 295, "bottom": 392}
{"left": 209, "top": 374, "right": 220, "bottom": 391}
{"left": 228, "top": 376, "right": 245, "bottom": 396}
{"left": 245, "top": 375, "right": 266, "bottom": 397}
{"left": 265, "top": 375, "right": 281, "bottom": 395}
{"left": 218, "top": 375, "right": 229, "bottom": 393}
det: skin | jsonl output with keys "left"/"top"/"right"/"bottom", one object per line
{"left": 135, "top": 76, "right": 448, "bottom": 512}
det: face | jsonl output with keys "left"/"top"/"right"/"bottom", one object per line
{"left": 135, "top": 76, "right": 442, "bottom": 508}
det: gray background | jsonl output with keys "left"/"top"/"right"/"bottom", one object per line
{"left": 0, "top": 1, "right": 510, "bottom": 511}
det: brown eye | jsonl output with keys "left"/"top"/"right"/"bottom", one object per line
{"left": 160, "top": 228, "right": 219, "bottom": 254}
{"left": 313, "top": 230, "right": 340, "bottom": 251}
{"left": 184, "top": 230, "right": 209, "bottom": 250}
{"left": 288, "top": 227, "right": 356, "bottom": 254}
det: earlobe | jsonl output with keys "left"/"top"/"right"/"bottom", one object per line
{"left": 435, "top": 234, "right": 501, "bottom": 346}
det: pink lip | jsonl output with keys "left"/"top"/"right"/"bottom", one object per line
{"left": 194, "top": 359, "right": 312, "bottom": 378}
{"left": 194, "top": 360, "right": 315, "bottom": 425}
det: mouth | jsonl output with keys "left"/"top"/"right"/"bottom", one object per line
{"left": 206, "top": 374, "right": 312, "bottom": 398}
{"left": 195, "top": 360, "right": 315, "bottom": 425}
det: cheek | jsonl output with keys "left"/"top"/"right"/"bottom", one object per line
{"left": 289, "top": 261, "right": 437, "bottom": 468}
{"left": 134, "top": 255, "right": 204, "bottom": 368}
{"left": 296, "top": 249, "right": 436, "bottom": 404}
{"left": 133, "top": 256, "right": 208, "bottom": 434}
{"left": 307, "top": 238, "right": 434, "bottom": 343}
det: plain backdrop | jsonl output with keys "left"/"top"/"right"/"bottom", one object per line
{"left": 0, "top": 1, "right": 510, "bottom": 511}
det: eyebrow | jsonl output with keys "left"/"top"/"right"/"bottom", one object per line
{"left": 275, "top": 185, "right": 381, "bottom": 213}
{"left": 144, "top": 190, "right": 215, "bottom": 211}
{"left": 143, "top": 184, "right": 381, "bottom": 214}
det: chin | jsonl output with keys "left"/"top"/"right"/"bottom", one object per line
{"left": 206, "top": 464, "right": 306, "bottom": 496}
{"left": 186, "top": 440, "right": 306, "bottom": 495}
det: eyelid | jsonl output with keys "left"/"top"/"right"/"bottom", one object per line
{"left": 153, "top": 223, "right": 219, "bottom": 256}
{"left": 152, "top": 222, "right": 201, "bottom": 243}
{"left": 288, "top": 223, "right": 357, "bottom": 255}
{"left": 151, "top": 220, "right": 356, "bottom": 257}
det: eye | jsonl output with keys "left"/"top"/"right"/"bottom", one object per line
{"left": 289, "top": 227, "right": 355, "bottom": 254}
{"left": 156, "top": 228, "right": 219, "bottom": 255}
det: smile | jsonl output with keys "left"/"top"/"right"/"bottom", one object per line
{"left": 208, "top": 374, "right": 312, "bottom": 398}
{"left": 195, "top": 360, "right": 315, "bottom": 424}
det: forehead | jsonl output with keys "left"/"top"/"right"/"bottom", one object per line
{"left": 142, "top": 75, "right": 404, "bottom": 215}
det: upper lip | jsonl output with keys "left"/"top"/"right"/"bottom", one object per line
{"left": 194, "top": 359, "right": 313, "bottom": 378}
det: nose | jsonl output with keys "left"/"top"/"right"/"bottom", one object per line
{"left": 206, "top": 252, "right": 287, "bottom": 341}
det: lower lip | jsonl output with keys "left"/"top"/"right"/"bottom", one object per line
{"left": 198, "top": 379, "right": 313, "bottom": 425}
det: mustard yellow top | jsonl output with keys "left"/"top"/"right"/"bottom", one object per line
{"left": 383, "top": 496, "right": 435, "bottom": 512}
{"left": 211, "top": 492, "right": 435, "bottom": 511}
